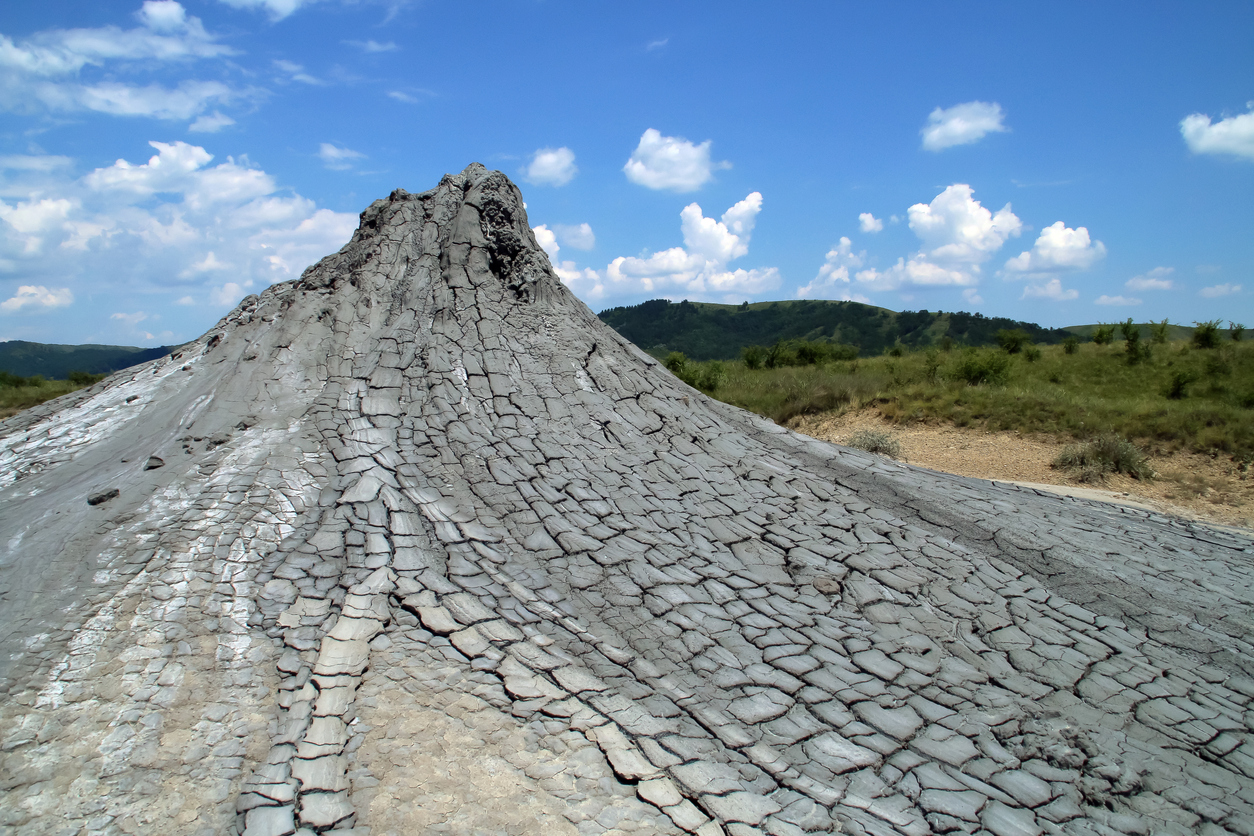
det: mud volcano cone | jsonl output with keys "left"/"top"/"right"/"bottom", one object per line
{"left": 2, "top": 164, "right": 1253, "bottom": 836}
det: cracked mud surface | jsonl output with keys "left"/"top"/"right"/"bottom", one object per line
{"left": 2, "top": 164, "right": 1253, "bottom": 836}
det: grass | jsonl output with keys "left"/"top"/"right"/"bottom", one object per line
{"left": 681, "top": 338, "right": 1254, "bottom": 458}
{"left": 0, "top": 371, "right": 105, "bottom": 419}
{"left": 1053, "top": 434, "right": 1155, "bottom": 483}
{"left": 846, "top": 429, "right": 903, "bottom": 459}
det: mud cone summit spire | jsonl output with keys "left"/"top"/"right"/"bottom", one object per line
{"left": 2, "top": 164, "right": 1253, "bottom": 836}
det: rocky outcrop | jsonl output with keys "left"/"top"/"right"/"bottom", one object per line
{"left": 1, "top": 164, "right": 1252, "bottom": 836}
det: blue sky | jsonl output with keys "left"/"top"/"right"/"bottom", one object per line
{"left": 1, "top": 0, "right": 1251, "bottom": 346}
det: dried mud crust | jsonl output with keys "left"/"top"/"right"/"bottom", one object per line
{"left": 792, "top": 408, "right": 1254, "bottom": 532}
{"left": 2, "top": 164, "right": 1254, "bottom": 836}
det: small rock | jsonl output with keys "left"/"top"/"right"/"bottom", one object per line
{"left": 87, "top": 488, "right": 120, "bottom": 505}
{"left": 144, "top": 456, "right": 165, "bottom": 470}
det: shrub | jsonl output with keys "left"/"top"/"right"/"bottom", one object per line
{"left": 847, "top": 428, "right": 902, "bottom": 458}
{"left": 742, "top": 344, "right": 766, "bottom": 370}
{"left": 695, "top": 361, "right": 727, "bottom": 393}
{"left": 1092, "top": 324, "right": 1115, "bottom": 345}
{"left": 948, "top": 348, "right": 1011, "bottom": 386}
{"left": 1053, "top": 433, "right": 1153, "bottom": 482}
{"left": 1120, "top": 318, "right": 1149, "bottom": 365}
{"left": 886, "top": 343, "right": 905, "bottom": 358}
{"left": 664, "top": 351, "right": 688, "bottom": 375}
{"left": 1149, "top": 318, "right": 1170, "bottom": 345}
{"left": 1193, "top": 319, "right": 1222, "bottom": 349}
{"left": 67, "top": 370, "right": 106, "bottom": 386}
{"left": 1165, "top": 370, "right": 1194, "bottom": 400}
{"left": 1063, "top": 336, "right": 1079, "bottom": 355}
{"left": 996, "top": 328, "right": 1032, "bottom": 354}
{"left": 940, "top": 336, "right": 954, "bottom": 352}
{"left": 1231, "top": 321, "right": 1246, "bottom": 342}
{"left": 1023, "top": 345, "right": 1042, "bottom": 363}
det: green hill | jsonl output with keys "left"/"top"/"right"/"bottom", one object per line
{"left": 0, "top": 340, "right": 174, "bottom": 379}
{"left": 597, "top": 298, "right": 1075, "bottom": 360}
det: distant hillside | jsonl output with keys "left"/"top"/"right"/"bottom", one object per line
{"left": 0, "top": 340, "right": 174, "bottom": 379}
{"left": 597, "top": 299, "right": 1075, "bottom": 360}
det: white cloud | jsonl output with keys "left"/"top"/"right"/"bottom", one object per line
{"left": 1200, "top": 283, "right": 1242, "bottom": 298}
{"left": 601, "top": 192, "right": 778, "bottom": 299}
{"left": 962, "top": 288, "right": 983, "bottom": 305}
{"left": 0, "top": 141, "right": 356, "bottom": 322}
{"left": 555, "top": 222, "right": 595, "bottom": 250}
{"left": 111, "top": 310, "right": 149, "bottom": 326}
{"left": 210, "top": 281, "right": 246, "bottom": 306}
{"left": 532, "top": 225, "right": 559, "bottom": 261}
{"left": 174, "top": 295, "right": 195, "bottom": 305}
{"left": 216, "top": 0, "right": 308, "bottom": 21}
{"left": 623, "top": 129, "right": 728, "bottom": 192}
{"left": 1095, "top": 294, "right": 1141, "bottom": 306}
{"left": 646, "top": 38, "right": 669, "bottom": 51}
{"left": 346, "top": 39, "right": 397, "bottom": 53}
{"left": 855, "top": 184, "right": 1021, "bottom": 291}
{"left": 189, "top": 110, "right": 235, "bottom": 132}
{"left": 1125, "top": 266, "right": 1174, "bottom": 291}
{"left": 273, "top": 59, "right": 321, "bottom": 85}
{"left": 0, "top": 154, "right": 74, "bottom": 171}
{"left": 1021, "top": 278, "right": 1078, "bottom": 301}
{"left": 921, "top": 101, "right": 1008, "bottom": 151}
{"left": 318, "top": 142, "right": 364, "bottom": 170}
{"left": 1180, "top": 103, "right": 1254, "bottom": 161}
{"left": 796, "top": 237, "right": 866, "bottom": 299}
{"left": 0, "top": 285, "right": 74, "bottom": 313}
{"left": 0, "top": 3, "right": 243, "bottom": 122}
{"left": 1003, "top": 221, "right": 1105, "bottom": 276}
{"left": 858, "top": 213, "right": 883, "bottom": 233}
{"left": 524, "top": 147, "right": 577, "bottom": 187}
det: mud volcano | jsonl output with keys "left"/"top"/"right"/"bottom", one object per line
{"left": 2, "top": 164, "right": 1253, "bottom": 836}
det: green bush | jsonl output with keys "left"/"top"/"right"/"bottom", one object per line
{"left": 1193, "top": 319, "right": 1222, "bottom": 349}
{"left": 996, "top": 328, "right": 1032, "bottom": 354}
{"left": 67, "top": 370, "right": 106, "bottom": 386}
{"left": 1063, "top": 336, "right": 1079, "bottom": 355}
{"left": 1149, "top": 318, "right": 1170, "bottom": 345}
{"left": 1120, "top": 319, "right": 1149, "bottom": 365}
{"left": 741, "top": 344, "right": 766, "bottom": 370}
{"left": 948, "top": 348, "right": 1011, "bottom": 386}
{"left": 1053, "top": 433, "right": 1153, "bottom": 482}
{"left": 1023, "top": 345, "right": 1042, "bottom": 363}
{"left": 1092, "top": 324, "right": 1115, "bottom": 345}
{"left": 1230, "top": 322, "right": 1246, "bottom": 342}
{"left": 1165, "top": 370, "right": 1194, "bottom": 400}
{"left": 847, "top": 428, "right": 902, "bottom": 458}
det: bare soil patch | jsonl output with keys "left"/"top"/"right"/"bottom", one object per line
{"left": 792, "top": 407, "right": 1254, "bottom": 531}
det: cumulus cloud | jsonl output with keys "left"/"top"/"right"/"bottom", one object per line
{"left": 1125, "top": 266, "right": 1174, "bottom": 291}
{"left": 273, "top": 59, "right": 321, "bottom": 85}
{"left": 1095, "top": 295, "right": 1141, "bottom": 306}
{"left": 0, "top": 285, "right": 74, "bottom": 313}
{"left": 623, "top": 129, "right": 729, "bottom": 192}
{"left": 1003, "top": 221, "right": 1106, "bottom": 276}
{"left": 174, "top": 295, "right": 196, "bottom": 305}
{"left": 0, "top": 2, "right": 244, "bottom": 122}
{"left": 1021, "top": 278, "right": 1078, "bottom": 301}
{"left": 854, "top": 184, "right": 1021, "bottom": 291}
{"left": 318, "top": 142, "right": 364, "bottom": 170}
{"left": 532, "top": 225, "right": 559, "bottom": 261}
{"left": 110, "top": 310, "right": 149, "bottom": 327}
{"left": 554, "top": 222, "right": 595, "bottom": 250}
{"left": 0, "top": 140, "right": 356, "bottom": 326}
{"left": 524, "top": 147, "right": 577, "bottom": 187}
{"left": 1180, "top": 103, "right": 1254, "bottom": 161}
{"left": 858, "top": 213, "right": 883, "bottom": 234}
{"left": 921, "top": 101, "right": 1008, "bottom": 151}
{"left": 210, "top": 281, "right": 246, "bottom": 306}
{"left": 602, "top": 192, "right": 778, "bottom": 299}
{"left": 796, "top": 237, "right": 866, "bottom": 299}
{"left": 1200, "top": 283, "right": 1242, "bottom": 298}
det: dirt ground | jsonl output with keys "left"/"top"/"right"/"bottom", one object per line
{"left": 791, "top": 408, "right": 1254, "bottom": 532}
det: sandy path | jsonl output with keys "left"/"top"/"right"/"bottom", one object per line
{"left": 792, "top": 407, "right": 1254, "bottom": 531}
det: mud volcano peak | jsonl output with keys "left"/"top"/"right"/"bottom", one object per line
{"left": 2, "top": 165, "right": 1253, "bottom": 836}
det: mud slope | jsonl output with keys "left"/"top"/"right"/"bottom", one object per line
{"left": 2, "top": 164, "right": 1252, "bottom": 836}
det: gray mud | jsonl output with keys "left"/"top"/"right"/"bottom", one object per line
{"left": 1, "top": 164, "right": 1252, "bottom": 836}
